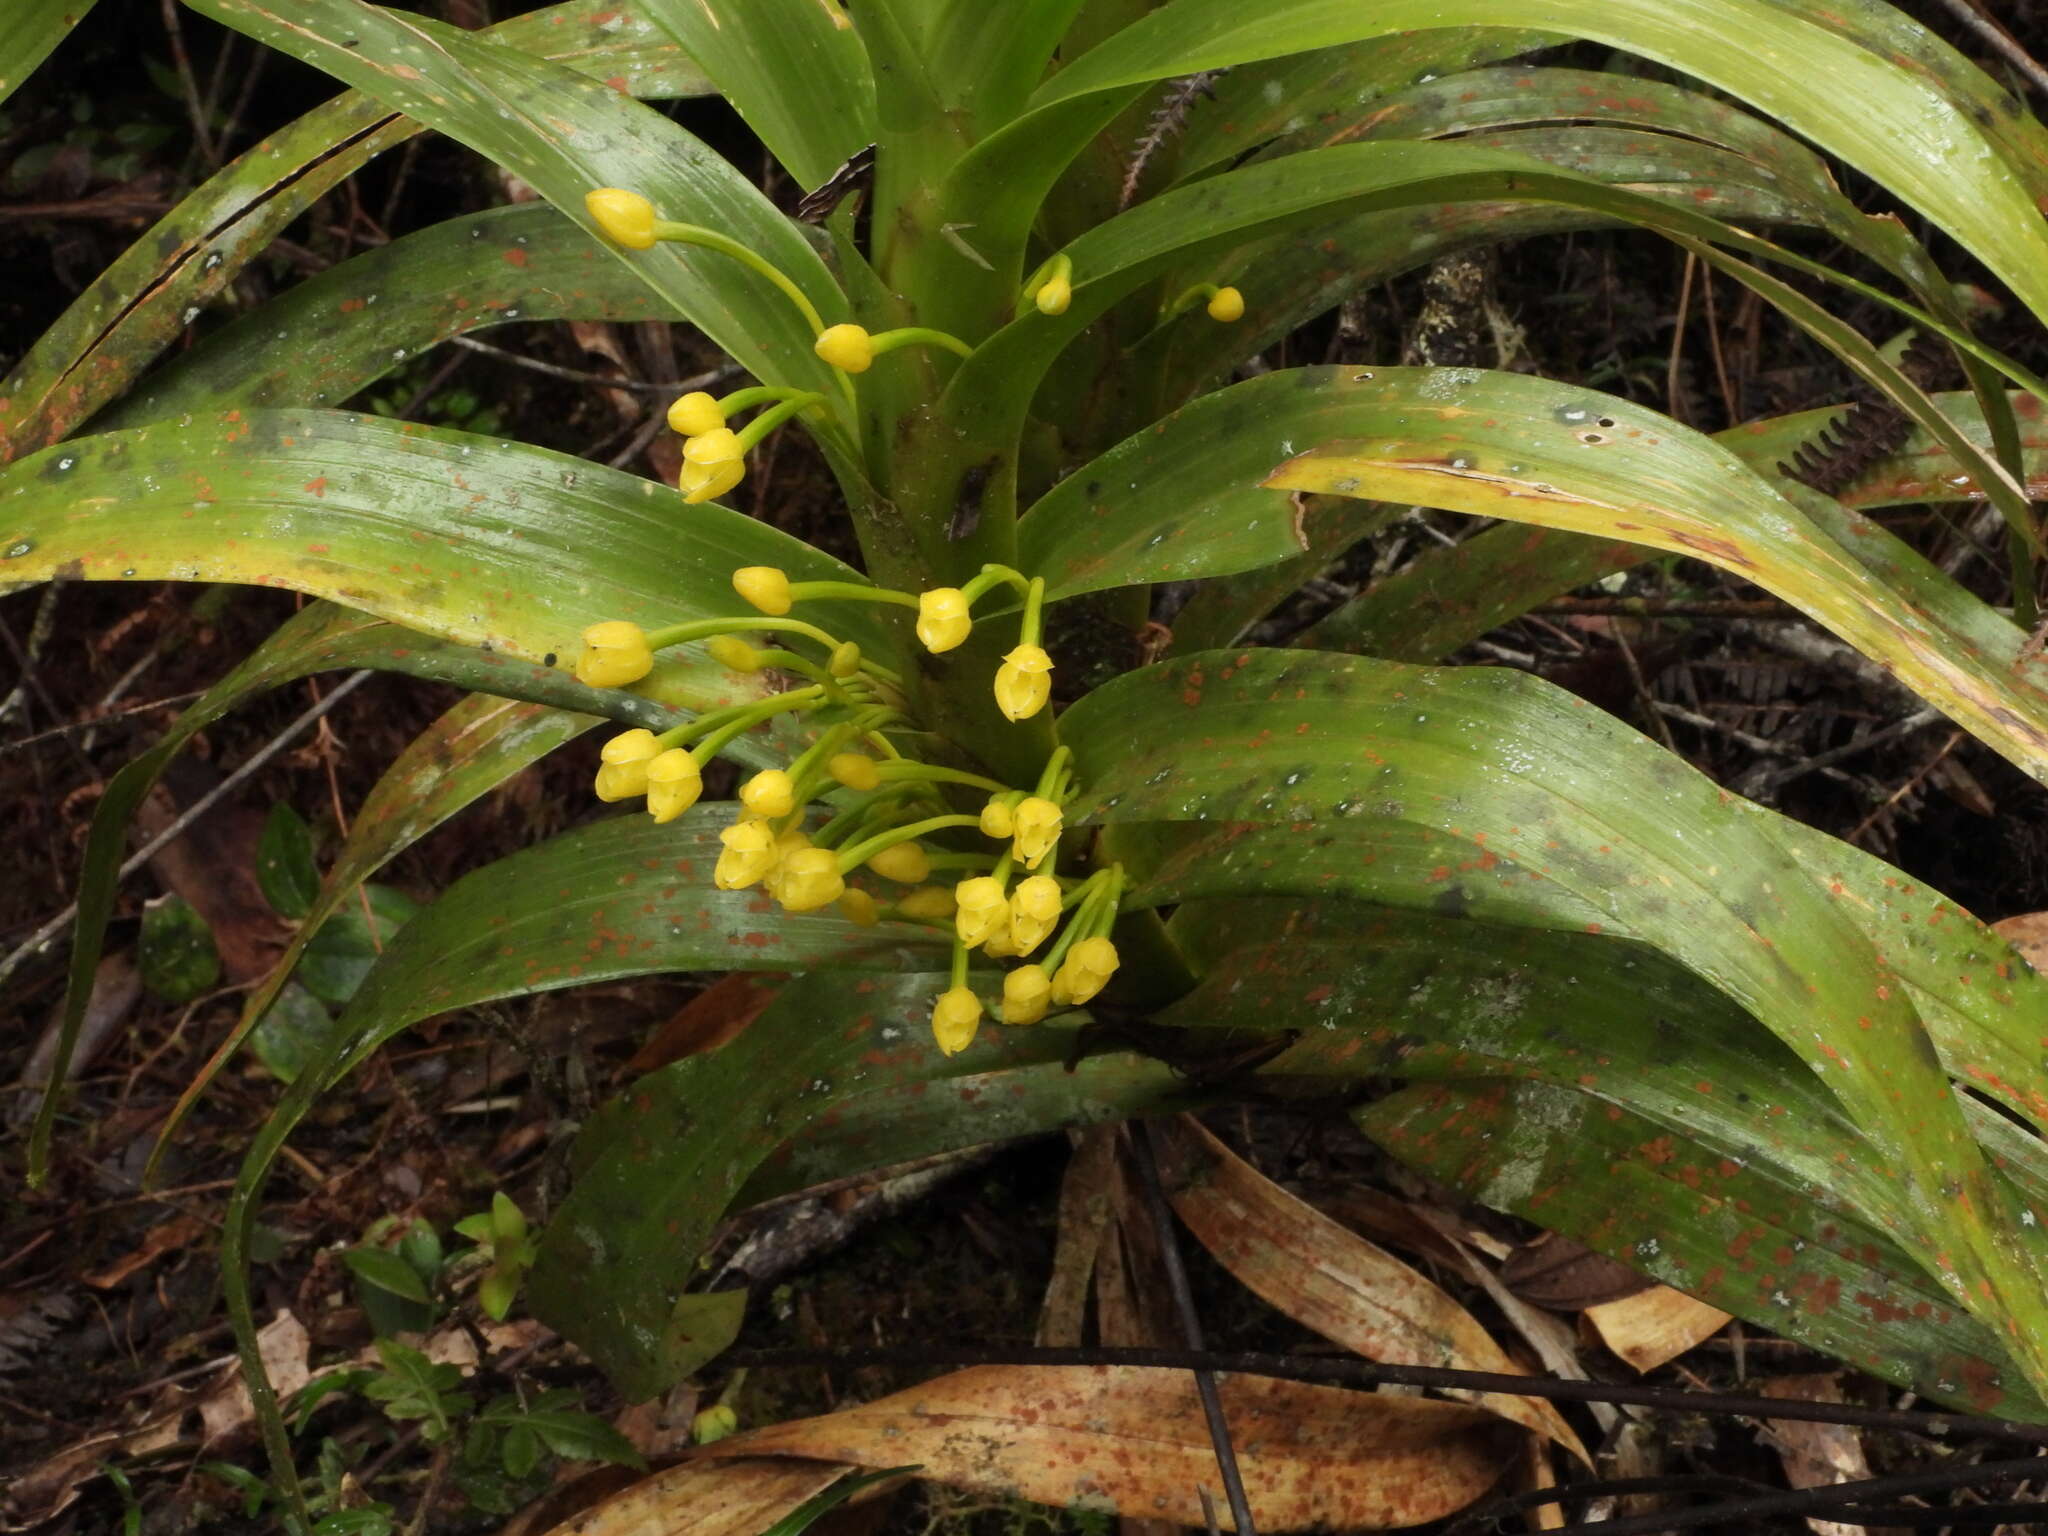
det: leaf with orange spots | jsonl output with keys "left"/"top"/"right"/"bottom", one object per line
{"left": 1064, "top": 649, "right": 2048, "bottom": 1393}
{"left": 111, "top": 205, "right": 678, "bottom": 425}
{"left": 1154, "top": 1117, "right": 1590, "bottom": 1462}
{"left": 703, "top": 1364, "right": 1508, "bottom": 1531}
{"left": 1362, "top": 1076, "right": 2046, "bottom": 1419}
{"left": 1027, "top": 0, "right": 2048, "bottom": 328}
{"left": 0, "top": 409, "right": 899, "bottom": 673}
{"left": 1153, "top": 896, "right": 2041, "bottom": 1410}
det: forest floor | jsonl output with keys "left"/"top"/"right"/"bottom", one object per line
{"left": 8, "top": 1, "right": 2048, "bottom": 1532}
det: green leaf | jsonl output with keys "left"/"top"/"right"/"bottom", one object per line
{"left": 0, "top": 0, "right": 102, "bottom": 111}
{"left": 1364, "top": 1077, "right": 2041, "bottom": 1417}
{"left": 638, "top": 0, "right": 874, "bottom": 189}
{"left": 1171, "top": 30, "right": 1559, "bottom": 183}
{"left": 534, "top": 972, "right": 1074, "bottom": 1394}
{"left": 257, "top": 804, "right": 320, "bottom": 920}
{"left": 1059, "top": 647, "right": 2048, "bottom": 1387}
{"left": 1162, "top": 896, "right": 2046, "bottom": 1411}
{"left": 1027, "top": 366, "right": 2048, "bottom": 782}
{"left": 139, "top": 896, "right": 220, "bottom": 1003}
{"left": 506, "top": 1406, "right": 649, "bottom": 1468}
{"left": 760, "top": 1468, "right": 923, "bottom": 1536}
{"left": 1029, "top": 0, "right": 2048, "bottom": 327}
{"left": 188, "top": 0, "right": 847, "bottom": 409}
{"left": 299, "top": 886, "right": 422, "bottom": 1007}
{"left": 490, "top": 1192, "right": 527, "bottom": 1247}
{"left": 343, "top": 1246, "right": 434, "bottom": 1305}
{"left": 478, "top": 1268, "right": 521, "bottom": 1325}
{"left": 246, "top": 981, "right": 338, "bottom": 1085}
{"left": 0, "top": 409, "right": 898, "bottom": 674}
{"left": 109, "top": 205, "right": 676, "bottom": 424}
{"left": 0, "top": 1, "right": 710, "bottom": 460}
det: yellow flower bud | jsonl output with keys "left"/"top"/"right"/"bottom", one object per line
{"left": 868, "top": 841, "right": 930, "bottom": 884}
{"left": 692, "top": 1404, "right": 739, "bottom": 1445}
{"left": 761, "top": 828, "right": 812, "bottom": 902}
{"left": 584, "top": 187, "right": 656, "bottom": 250}
{"left": 1007, "top": 874, "right": 1062, "bottom": 955}
{"left": 1002, "top": 965, "right": 1053, "bottom": 1025}
{"left": 931, "top": 985, "right": 983, "bottom": 1055}
{"left": 836, "top": 886, "right": 880, "bottom": 926}
{"left": 714, "top": 817, "right": 778, "bottom": 890}
{"left": 916, "top": 588, "right": 972, "bottom": 653}
{"left": 1034, "top": 271, "right": 1072, "bottom": 316}
{"left": 645, "top": 748, "right": 703, "bottom": 823}
{"left": 981, "top": 923, "right": 1019, "bottom": 959}
{"left": 667, "top": 391, "right": 725, "bottom": 436}
{"left": 1011, "top": 796, "right": 1063, "bottom": 870}
{"left": 684, "top": 426, "right": 743, "bottom": 467}
{"left": 993, "top": 643, "right": 1054, "bottom": 722}
{"left": 708, "top": 635, "right": 764, "bottom": 672}
{"left": 829, "top": 640, "right": 862, "bottom": 678}
{"left": 1206, "top": 285, "right": 1245, "bottom": 323}
{"left": 775, "top": 847, "right": 846, "bottom": 912}
{"left": 979, "top": 797, "right": 1015, "bottom": 838}
{"left": 1050, "top": 935, "right": 1119, "bottom": 1005}
{"left": 814, "top": 323, "right": 875, "bottom": 373}
{"left": 828, "top": 752, "right": 880, "bottom": 791}
{"left": 954, "top": 876, "right": 1009, "bottom": 949}
{"left": 896, "top": 885, "right": 957, "bottom": 921}
{"left": 593, "top": 728, "right": 660, "bottom": 802}
{"left": 574, "top": 619, "right": 655, "bottom": 689}
{"left": 681, "top": 455, "right": 744, "bottom": 505}
{"left": 733, "top": 566, "right": 793, "bottom": 616}
{"left": 739, "top": 768, "right": 797, "bottom": 820}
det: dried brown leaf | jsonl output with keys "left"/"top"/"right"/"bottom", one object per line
{"left": 1500, "top": 1232, "right": 1650, "bottom": 1310}
{"left": 1991, "top": 911, "right": 2048, "bottom": 974}
{"left": 1583, "top": 1287, "right": 1731, "bottom": 1373}
{"left": 1760, "top": 1375, "right": 1889, "bottom": 1536}
{"left": 536, "top": 1457, "right": 855, "bottom": 1536}
{"left": 1157, "top": 1119, "right": 1589, "bottom": 1463}
{"left": 708, "top": 1364, "right": 1506, "bottom": 1532}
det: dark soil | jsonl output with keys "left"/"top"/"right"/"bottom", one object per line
{"left": 6, "top": 2, "right": 2048, "bottom": 1532}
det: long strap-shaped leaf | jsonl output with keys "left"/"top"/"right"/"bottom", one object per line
{"left": 1021, "top": 366, "right": 2048, "bottom": 782}
{"left": 1364, "top": 1076, "right": 2041, "bottom": 1417}
{"left": 1059, "top": 648, "right": 2048, "bottom": 1390}
{"left": 0, "top": 409, "right": 896, "bottom": 667}
{"left": 636, "top": 0, "right": 875, "bottom": 190}
{"left": 108, "top": 204, "right": 677, "bottom": 424}
{"left": 0, "top": 0, "right": 101, "bottom": 109}
{"left": 1020, "top": 0, "right": 2048, "bottom": 326}
{"left": 0, "top": 1, "right": 709, "bottom": 461}
{"left": 187, "top": 0, "right": 847, "bottom": 411}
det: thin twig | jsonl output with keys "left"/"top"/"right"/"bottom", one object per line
{"left": 1931, "top": 0, "right": 2048, "bottom": 101}
{"left": 448, "top": 336, "right": 739, "bottom": 398}
{"left": 1129, "top": 1124, "right": 1259, "bottom": 1536}
{"left": 160, "top": 0, "right": 218, "bottom": 168}
{"left": 0, "top": 671, "right": 374, "bottom": 992}
{"left": 0, "top": 691, "right": 207, "bottom": 759}
{"left": 729, "top": 1343, "right": 2048, "bottom": 1448}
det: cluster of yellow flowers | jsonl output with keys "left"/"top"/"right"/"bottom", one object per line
{"left": 573, "top": 559, "right": 1122, "bottom": 1054}
{"left": 570, "top": 186, "right": 1212, "bottom": 1053}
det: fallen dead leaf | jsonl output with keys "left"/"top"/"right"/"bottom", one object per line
{"left": 1501, "top": 1232, "right": 1650, "bottom": 1310}
{"left": 536, "top": 1457, "right": 856, "bottom": 1536}
{"left": 200, "top": 1309, "right": 310, "bottom": 1445}
{"left": 1037, "top": 1127, "right": 1117, "bottom": 1349}
{"left": 1760, "top": 1375, "right": 1888, "bottom": 1536}
{"left": 82, "top": 1212, "right": 208, "bottom": 1290}
{"left": 1992, "top": 912, "right": 2048, "bottom": 974}
{"left": 138, "top": 785, "right": 290, "bottom": 983}
{"left": 625, "top": 973, "right": 783, "bottom": 1076}
{"left": 705, "top": 1365, "right": 1508, "bottom": 1532}
{"left": 1584, "top": 1286, "right": 1731, "bottom": 1373}
{"left": 1156, "top": 1118, "right": 1589, "bottom": 1464}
